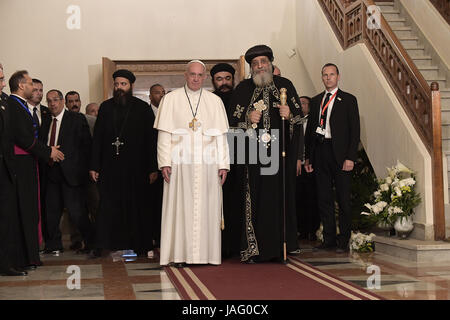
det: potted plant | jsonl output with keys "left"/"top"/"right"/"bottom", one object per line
{"left": 361, "top": 161, "right": 421, "bottom": 239}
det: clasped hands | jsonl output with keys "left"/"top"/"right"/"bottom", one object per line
{"left": 50, "top": 145, "right": 64, "bottom": 162}
{"left": 249, "top": 104, "right": 290, "bottom": 125}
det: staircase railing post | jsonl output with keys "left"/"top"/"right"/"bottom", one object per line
{"left": 431, "top": 82, "right": 446, "bottom": 240}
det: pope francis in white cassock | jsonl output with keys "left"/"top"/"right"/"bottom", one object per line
{"left": 154, "top": 60, "right": 230, "bottom": 267}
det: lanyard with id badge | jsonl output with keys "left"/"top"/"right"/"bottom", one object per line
{"left": 316, "top": 91, "right": 337, "bottom": 142}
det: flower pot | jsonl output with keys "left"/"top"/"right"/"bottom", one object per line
{"left": 376, "top": 221, "right": 393, "bottom": 236}
{"left": 394, "top": 216, "right": 414, "bottom": 239}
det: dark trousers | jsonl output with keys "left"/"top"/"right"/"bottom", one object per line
{"left": 314, "top": 140, "right": 352, "bottom": 248}
{"left": 45, "top": 165, "right": 93, "bottom": 250}
{"left": 0, "top": 157, "right": 25, "bottom": 270}
{"left": 296, "top": 166, "right": 320, "bottom": 238}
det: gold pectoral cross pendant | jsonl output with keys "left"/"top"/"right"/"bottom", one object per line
{"left": 189, "top": 118, "right": 201, "bottom": 131}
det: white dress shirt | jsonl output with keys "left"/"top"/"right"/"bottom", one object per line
{"left": 150, "top": 103, "right": 158, "bottom": 117}
{"left": 47, "top": 108, "right": 65, "bottom": 146}
{"left": 28, "top": 103, "right": 42, "bottom": 125}
{"left": 319, "top": 87, "right": 338, "bottom": 139}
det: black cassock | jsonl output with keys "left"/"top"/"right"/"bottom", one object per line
{"left": 228, "top": 76, "right": 304, "bottom": 262}
{"left": 214, "top": 89, "right": 245, "bottom": 259}
{"left": 0, "top": 100, "right": 24, "bottom": 271}
{"left": 7, "top": 95, "right": 51, "bottom": 266}
{"left": 91, "top": 96, "right": 158, "bottom": 253}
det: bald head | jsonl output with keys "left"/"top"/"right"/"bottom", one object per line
{"left": 185, "top": 60, "right": 207, "bottom": 91}
{"left": 86, "top": 103, "right": 99, "bottom": 117}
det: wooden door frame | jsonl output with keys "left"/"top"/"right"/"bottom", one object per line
{"left": 102, "top": 56, "right": 245, "bottom": 101}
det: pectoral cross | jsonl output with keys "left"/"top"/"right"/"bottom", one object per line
{"left": 112, "top": 137, "right": 124, "bottom": 155}
{"left": 252, "top": 100, "right": 267, "bottom": 129}
{"left": 189, "top": 118, "right": 201, "bottom": 131}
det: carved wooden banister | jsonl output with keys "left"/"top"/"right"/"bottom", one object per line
{"left": 430, "top": 0, "right": 450, "bottom": 25}
{"left": 318, "top": 0, "right": 445, "bottom": 240}
{"left": 318, "top": 0, "right": 433, "bottom": 152}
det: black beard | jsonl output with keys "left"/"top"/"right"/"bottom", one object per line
{"left": 113, "top": 88, "right": 133, "bottom": 106}
{"left": 213, "top": 90, "right": 233, "bottom": 106}
{"left": 216, "top": 84, "right": 233, "bottom": 92}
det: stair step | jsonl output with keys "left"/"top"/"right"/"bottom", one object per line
{"left": 412, "top": 56, "right": 433, "bottom": 67}
{"left": 385, "top": 17, "right": 406, "bottom": 22}
{"left": 375, "top": 2, "right": 394, "bottom": 10}
{"left": 407, "top": 48, "right": 427, "bottom": 58}
{"left": 441, "top": 96, "right": 450, "bottom": 108}
{"left": 400, "top": 39, "right": 420, "bottom": 49}
{"left": 441, "top": 90, "right": 450, "bottom": 98}
{"left": 419, "top": 69, "right": 441, "bottom": 79}
{"left": 442, "top": 137, "right": 450, "bottom": 150}
{"left": 383, "top": 12, "right": 402, "bottom": 20}
{"left": 441, "top": 110, "right": 450, "bottom": 124}
{"left": 394, "top": 30, "right": 414, "bottom": 38}
{"left": 391, "top": 26, "right": 412, "bottom": 31}
{"left": 386, "top": 20, "right": 407, "bottom": 27}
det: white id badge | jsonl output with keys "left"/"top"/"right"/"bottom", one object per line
{"left": 315, "top": 127, "right": 325, "bottom": 135}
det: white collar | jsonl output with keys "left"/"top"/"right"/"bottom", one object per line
{"left": 28, "top": 102, "right": 41, "bottom": 111}
{"left": 325, "top": 87, "right": 339, "bottom": 96}
{"left": 52, "top": 108, "right": 65, "bottom": 122}
{"left": 185, "top": 84, "right": 202, "bottom": 95}
{"left": 11, "top": 93, "right": 28, "bottom": 102}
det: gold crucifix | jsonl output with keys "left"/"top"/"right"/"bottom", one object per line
{"left": 252, "top": 100, "right": 267, "bottom": 129}
{"left": 189, "top": 118, "right": 201, "bottom": 131}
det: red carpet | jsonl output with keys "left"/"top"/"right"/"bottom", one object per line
{"left": 164, "top": 257, "right": 383, "bottom": 300}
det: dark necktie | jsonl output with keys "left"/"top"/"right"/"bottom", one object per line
{"left": 48, "top": 118, "right": 57, "bottom": 166}
{"left": 320, "top": 93, "right": 332, "bottom": 129}
{"left": 33, "top": 107, "right": 40, "bottom": 127}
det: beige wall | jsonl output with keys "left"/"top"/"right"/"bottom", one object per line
{"left": 0, "top": 0, "right": 314, "bottom": 110}
{"left": 296, "top": 0, "right": 434, "bottom": 240}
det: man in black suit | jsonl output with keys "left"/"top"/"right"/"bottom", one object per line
{"left": 0, "top": 68, "right": 28, "bottom": 276}
{"left": 41, "top": 89, "right": 93, "bottom": 254}
{"left": 28, "top": 78, "right": 52, "bottom": 247}
{"left": 304, "top": 63, "right": 360, "bottom": 253}
{"left": 7, "top": 70, "right": 65, "bottom": 268}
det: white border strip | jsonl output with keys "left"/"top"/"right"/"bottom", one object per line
{"left": 289, "top": 258, "right": 380, "bottom": 300}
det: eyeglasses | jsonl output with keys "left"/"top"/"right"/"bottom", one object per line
{"left": 251, "top": 58, "right": 270, "bottom": 68}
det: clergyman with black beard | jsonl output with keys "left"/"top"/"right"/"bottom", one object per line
{"left": 89, "top": 69, "right": 158, "bottom": 258}
{"left": 228, "top": 45, "right": 304, "bottom": 263}
{"left": 210, "top": 63, "right": 245, "bottom": 259}
{"left": 211, "top": 63, "right": 235, "bottom": 109}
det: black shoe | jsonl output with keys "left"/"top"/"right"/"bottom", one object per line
{"left": 313, "top": 243, "right": 337, "bottom": 251}
{"left": 174, "top": 263, "right": 186, "bottom": 268}
{"left": 0, "top": 268, "right": 28, "bottom": 276}
{"left": 43, "top": 249, "right": 63, "bottom": 255}
{"left": 23, "top": 265, "right": 37, "bottom": 271}
{"left": 70, "top": 241, "right": 83, "bottom": 251}
{"left": 244, "top": 258, "right": 256, "bottom": 264}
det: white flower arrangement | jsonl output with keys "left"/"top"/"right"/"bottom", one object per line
{"left": 350, "top": 231, "right": 376, "bottom": 253}
{"left": 360, "top": 161, "right": 421, "bottom": 225}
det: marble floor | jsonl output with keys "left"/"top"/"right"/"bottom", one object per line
{"left": 1, "top": 240, "right": 450, "bottom": 300}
